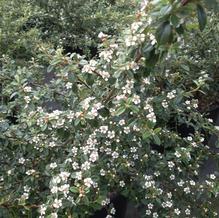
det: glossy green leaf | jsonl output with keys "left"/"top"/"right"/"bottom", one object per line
{"left": 156, "top": 21, "right": 173, "bottom": 45}
{"left": 197, "top": 4, "right": 207, "bottom": 31}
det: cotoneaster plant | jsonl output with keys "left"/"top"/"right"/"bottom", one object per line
{"left": 0, "top": 0, "right": 219, "bottom": 217}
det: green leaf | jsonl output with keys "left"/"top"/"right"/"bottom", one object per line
{"left": 129, "top": 105, "right": 139, "bottom": 113}
{"left": 72, "top": 83, "right": 78, "bottom": 93}
{"left": 74, "top": 118, "right": 81, "bottom": 126}
{"left": 143, "top": 44, "right": 154, "bottom": 58}
{"left": 143, "top": 131, "right": 152, "bottom": 140}
{"left": 156, "top": 21, "right": 173, "bottom": 45}
{"left": 170, "top": 15, "right": 180, "bottom": 27}
{"left": 114, "top": 106, "right": 126, "bottom": 116}
{"left": 153, "top": 135, "right": 161, "bottom": 145}
{"left": 82, "top": 196, "right": 89, "bottom": 205}
{"left": 154, "top": 128, "right": 162, "bottom": 134}
{"left": 197, "top": 4, "right": 207, "bottom": 32}
{"left": 181, "top": 65, "right": 190, "bottom": 72}
{"left": 86, "top": 74, "right": 95, "bottom": 86}
{"left": 144, "top": 46, "right": 159, "bottom": 67}
{"left": 70, "top": 187, "right": 78, "bottom": 193}
{"left": 160, "top": 5, "right": 172, "bottom": 16}
{"left": 47, "top": 65, "right": 54, "bottom": 73}
{"left": 41, "top": 124, "right": 47, "bottom": 131}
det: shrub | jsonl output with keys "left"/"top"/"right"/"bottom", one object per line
{"left": 28, "top": 0, "right": 138, "bottom": 57}
{"left": 0, "top": 0, "right": 219, "bottom": 217}
{"left": 0, "top": 0, "right": 138, "bottom": 60}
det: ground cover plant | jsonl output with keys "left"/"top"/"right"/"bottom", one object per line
{"left": 0, "top": 0, "right": 219, "bottom": 217}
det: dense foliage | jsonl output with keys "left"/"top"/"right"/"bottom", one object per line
{"left": 0, "top": 0, "right": 138, "bottom": 59}
{"left": 0, "top": 0, "right": 219, "bottom": 217}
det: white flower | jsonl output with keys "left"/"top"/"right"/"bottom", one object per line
{"left": 107, "top": 130, "right": 115, "bottom": 139}
{"left": 59, "top": 171, "right": 70, "bottom": 182}
{"left": 168, "top": 161, "right": 175, "bottom": 168}
{"left": 162, "top": 100, "right": 168, "bottom": 108}
{"left": 98, "top": 32, "right": 108, "bottom": 39}
{"left": 146, "top": 111, "right": 156, "bottom": 123}
{"left": 148, "top": 203, "right": 153, "bottom": 209}
{"left": 144, "top": 180, "right": 155, "bottom": 188}
{"left": 170, "top": 175, "right": 175, "bottom": 180}
{"left": 119, "top": 119, "right": 125, "bottom": 126}
{"left": 26, "top": 169, "right": 35, "bottom": 175}
{"left": 175, "top": 151, "right": 181, "bottom": 158}
{"left": 124, "top": 126, "right": 130, "bottom": 134}
{"left": 187, "top": 136, "right": 193, "bottom": 141}
{"left": 112, "top": 151, "right": 119, "bottom": 159}
{"left": 143, "top": 78, "right": 150, "bottom": 85}
{"left": 75, "top": 171, "right": 82, "bottom": 180}
{"left": 100, "top": 169, "right": 106, "bottom": 176}
{"left": 153, "top": 212, "right": 158, "bottom": 218}
{"left": 52, "top": 176, "right": 61, "bottom": 184}
{"left": 84, "top": 177, "right": 93, "bottom": 188}
{"left": 51, "top": 213, "right": 58, "bottom": 218}
{"left": 82, "top": 60, "right": 97, "bottom": 74}
{"left": 190, "top": 180, "right": 196, "bottom": 186}
{"left": 167, "top": 192, "right": 172, "bottom": 199}
{"left": 51, "top": 186, "right": 58, "bottom": 194}
{"left": 24, "top": 96, "right": 31, "bottom": 104}
{"left": 53, "top": 199, "right": 62, "bottom": 209}
{"left": 59, "top": 184, "right": 70, "bottom": 194}
{"left": 132, "top": 94, "right": 141, "bottom": 104}
{"left": 166, "top": 201, "right": 173, "bottom": 208}
{"left": 99, "top": 50, "right": 113, "bottom": 62}
{"left": 215, "top": 126, "right": 219, "bottom": 131}
{"left": 72, "top": 162, "right": 79, "bottom": 170}
{"left": 185, "top": 208, "right": 191, "bottom": 215}
{"left": 66, "top": 82, "right": 72, "bottom": 89}
{"left": 81, "top": 161, "right": 91, "bottom": 171}
{"left": 100, "top": 126, "right": 108, "bottom": 134}
{"left": 125, "top": 36, "right": 137, "bottom": 47}
{"left": 131, "top": 21, "right": 143, "bottom": 33}
{"left": 72, "top": 147, "right": 78, "bottom": 155}
{"left": 18, "top": 157, "right": 25, "bottom": 164}
{"left": 89, "top": 151, "right": 99, "bottom": 163}
{"left": 21, "top": 192, "right": 29, "bottom": 200}
{"left": 210, "top": 174, "right": 216, "bottom": 180}
{"left": 167, "top": 91, "right": 176, "bottom": 99}
{"left": 119, "top": 181, "right": 125, "bottom": 187}
{"left": 50, "top": 162, "right": 57, "bottom": 169}
{"left": 99, "top": 70, "right": 110, "bottom": 81}
{"left": 184, "top": 187, "right": 190, "bottom": 194}
{"left": 174, "top": 208, "right": 181, "bottom": 215}
{"left": 177, "top": 180, "right": 185, "bottom": 187}
{"left": 148, "top": 33, "right": 157, "bottom": 45}
{"left": 23, "top": 86, "right": 32, "bottom": 93}
{"left": 146, "top": 210, "right": 151, "bottom": 215}
{"left": 128, "top": 61, "right": 139, "bottom": 71}
{"left": 110, "top": 207, "right": 116, "bottom": 215}
{"left": 39, "top": 205, "right": 47, "bottom": 215}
